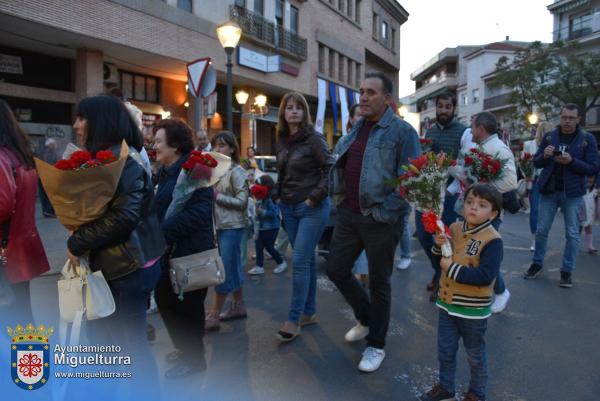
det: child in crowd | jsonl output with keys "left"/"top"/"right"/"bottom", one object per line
{"left": 248, "top": 175, "right": 288, "bottom": 275}
{"left": 421, "top": 183, "right": 503, "bottom": 401}
{"left": 581, "top": 176, "right": 598, "bottom": 254}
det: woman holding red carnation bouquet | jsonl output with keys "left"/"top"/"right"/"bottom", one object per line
{"left": 151, "top": 118, "right": 217, "bottom": 378}
{"left": 248, "top": 175, "right": 287, "bottom": 275}
{"left": 66, "top": 95, "right": 166, "bottom": 396}
{"left": 0, "top": 99, "right": 50, "bottom": 329}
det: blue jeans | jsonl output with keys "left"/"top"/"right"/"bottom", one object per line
{"left": 398, "top": 211, "right": 411, "bottom": 259}
{"left": 256, "top": 228, "right": 284, "bottom": 266}
{"left": 438, "top": 309, "right": 488, "bottom": 399}
{"left": 533, "top": 192, "right": 582, "bottom": 272}
{"left": 529, "top": 179, "right": 540, "bottom": 235}
{"left": 416, "top": 192, "right": 460, "bottom": 283}
{"left": 216, "top": 228, "right": 245, "bottom": 294}
{"left": 86, "top": 260, "right": 161, "bottom": 400}
{"left": 280, "top": 198, "right": 330, "bottom": 323}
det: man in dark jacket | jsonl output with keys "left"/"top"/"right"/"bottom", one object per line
{"left": 327, "top": 72, "right": 420, "bottom": 373}
{"left": 523, "top": 103, "right": 600, "bottom": 287}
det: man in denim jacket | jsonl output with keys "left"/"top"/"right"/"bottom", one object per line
{"left": 326, "top": 71, "right": 420, "bottom": 373}
{"left": 523, "top": 103, "right": 599, "bottom": 287}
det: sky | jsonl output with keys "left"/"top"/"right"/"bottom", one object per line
{"left": 398, "top": 0, "right": 554, "bottom": 98}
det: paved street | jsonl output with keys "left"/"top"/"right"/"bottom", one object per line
{"left": 29, "top": 205, "right": 600, "bottom": 401}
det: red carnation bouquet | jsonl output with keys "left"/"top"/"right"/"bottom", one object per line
{"left": 250, "top": 184, "right": 269, "bottom": 201}
{"left": 54, "top": 150, "right": 117, "bottom": 170}
{"left": 419, "top": 138, "right": 433, "bottom": 151}
{"left": 518, "top": 152, "right": 535, "bottom": 180}
{"left": 461, "top": 148, "right": 506, "bottom": 184}
{"left": 165, "top": 151, "right": 230, "bottom": 218}
{"left": 392, "top": 151, "right": 454, "bottom": 256}
{"left": 35, "top": 142, "right": 129, "bottom": 231}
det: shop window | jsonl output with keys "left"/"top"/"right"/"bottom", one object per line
{"left": 120, "top": 71, "right": 160, "bottom": 104}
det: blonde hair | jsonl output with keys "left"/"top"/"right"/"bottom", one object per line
{"left": 535, "top": 121, "right": 554, "bottom": 145}
{"left": 276, "top": 92, "right": 312, "bottom": 138}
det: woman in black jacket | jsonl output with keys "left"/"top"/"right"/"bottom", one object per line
{"left": 152, "top": 118, "right": 214, "bottom": 378}
{"left": 66, "top": 95, "right": 166, "bottom": 395}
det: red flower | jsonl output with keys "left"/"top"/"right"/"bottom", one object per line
{"left": 95, "top": 150, "right": 117, "bottom": 164}
{"left": 450, "top": 159, "right": 457, "bottom": 166}
{"left": 482, "top": 158, "right": 490, "bottom": 169}
{"left": 55, "top": 159, "right": 73, "bottom": 170}
{"left": 70, "top": 150, "right": 92, "bottom": 166}
{"left": 464, "top": 156, "right": 474, "bottom": 166}
{"left": 523, "top": 152, "right": 532, "bottom": 161}
{"left": 419, "top": 138, "right": 432, "bottom": 145}
{"left": 411, "top": 154, "right": 429, "bottom": 171}
{"left": 182, "top": 159, "right": 196, "bottom": 171}
{"left": 421, "top": 210, "right": 441, "bottom": 234}
{"left": 399, "top": 186, "right": 407, "bottom": 197}
{"left": 251, "top": 184, "right": 269, "bottom": 200}
{"left": 83, "top": 160, "right": 100, "bottom": 168}
{"left": 201, "top": 154, "right": 218, "bottom": 168}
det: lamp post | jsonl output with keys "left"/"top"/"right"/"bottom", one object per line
{"left": 216, "top": 21, "right": 242, "bottom": 132}
{"left": 236, "top": 91, "right": 267, "bottom": 149}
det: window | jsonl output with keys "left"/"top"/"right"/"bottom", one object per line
{"left": 355, "top": 63, "right": 361, "bottom": 88}
{"left": 462, "top": 93, "right": 468, "bottom": 106}
{"left": 372, "top": 13, "right": 378, "bottom": 37}
{"left": 319, "top": 44, "right": 326, "bottom": 74}
{"left": 120, "top": 72, "right": 159, "bottom": 104}
{"left": 347, "top": 0, "right": 353, "bottom": 18}
{"left": 234, "top": 0, "right": 245, "bottom": 7}
{"left": 177, "top": 0, "right": 192, "bottom": 12}
{"left": 290, "top": 5, "right": 299, "bottom": 34}
{"left": 329, "top": 49, "right": 336, "bottom": 78}
{"left": 569, "top": 13, "right": 592, "bottom": 39}
{"left": 391, "top": 28, "right": 396, "bottom": 49}
{"left": 254, "top": 0, "right": 264, "bottom": 15}
{"left": 347, "top": 58, "right": 353, "bottom": 85}
{"left": 355, "top": 0, "right": 361, "bottom": 23}
{"left": 381, "top": 21, "right": 388, "bottom": 44}
{"left": 338, "top": 0, "right": 345, "bottom": 12}
{"left": 472, "top": 89, "right": 480, "bottom": 103}
{"left": 338, "top": 55, "right": 345, "bottom": 82}
{"left": 275, "top": 0, "right": 284, "bottom": 26}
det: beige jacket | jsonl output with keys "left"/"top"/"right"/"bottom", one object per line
{"left": 214, "top": 164, "right": 249, "bottom": 230}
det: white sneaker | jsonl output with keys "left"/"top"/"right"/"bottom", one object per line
{"left": 273, "top": 261, "right": 288, "bottom": 274}
{"left": 248, "top": 266, "right": 265, "bottom": 275}
{"left": 530, "top": 239, "right": 535, "bottom": 252}
{"left": 266, "top": 253, "right": 273, "bottom": 260}
{"left": 358, "top": 347, "right": 385, "bottom": 372}
{"left": 491, "top": 289, "right": 511, "bottom": 314}
{"left": 344, "top": 323, "right": 369, "bottom": 342}
{"left": 396, "top": 258, "right": 411, "bottom": 270}
{"left": 251, "top": 254, "right": 256, "bottom": 259}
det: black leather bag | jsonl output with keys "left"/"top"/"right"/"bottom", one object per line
{"left": 502, "top": 189, "right": 522, "bottom": 214}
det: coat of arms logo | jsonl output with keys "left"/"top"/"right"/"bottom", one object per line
{"left": 8, "top": 323, "right": 54, "bottom": 390}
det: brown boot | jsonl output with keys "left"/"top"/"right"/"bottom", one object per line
{"left": 204, "top": 312, "right": 220, "bottom": 331}
{"left": 219, "top": 300, "right": 247, "bottom": 321}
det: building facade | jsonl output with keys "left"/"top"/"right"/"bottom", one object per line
{"left": 0, "top": 0, "right": 408, "bottom": 156}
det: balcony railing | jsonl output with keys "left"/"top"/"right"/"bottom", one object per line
{"left": 552, "top": 14, "right": 600, "bottom": 42}
{"left": 483, "top": 93, "right": 513, "bottom": 110}
{"left": 230, "top": 5, "right": 307, "bottom": 60}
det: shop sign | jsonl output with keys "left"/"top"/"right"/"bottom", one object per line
{"left": 0, "top": 54, "right": 23, "bottom": 74}
{"left": 237, "top": 47, "right": 280, "bottom": 73}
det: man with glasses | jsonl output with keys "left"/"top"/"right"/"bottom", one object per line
{"left": 523, "top": 103, "right": 599, "bottom": 287}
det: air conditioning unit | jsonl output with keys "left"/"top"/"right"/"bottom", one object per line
{"left": 103, "top": 63, "right": 119, "bottom": 84}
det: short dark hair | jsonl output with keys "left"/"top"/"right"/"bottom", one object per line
{"left": 257, "top": 174, "right": 275, "bottom": 190}
{"left": 561, "top": 103, "right": 581, "bottom": 117}
{"left": 211, "top": 131, "right": 240, "bottom": 164}
{"left": 107, "top": 87, "right": 124, "bottom": 100}
{"left": 473, "top": 112, "right": 498, "bottom": 134}
{"left": 152, "top": 118, "right": 194, "bottom": 155}
{"left": 76, "top": 95, "right": 143, "bottom": 153}
{"left": 435, "top": 92, "right": 457, "bottom": 107}
{"left": 0, "top": 98, "right": 34, "bottom": 169}
{"left": 364, "top": 71, "right": 393, "bottom": 95}
{"left": 464, "top": 183, "right": 503, "bottom": 213}
{"left": 349, "top": 104, "right": 360, "bottom": 119}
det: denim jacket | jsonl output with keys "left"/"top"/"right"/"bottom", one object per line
{"left": 330, "top": 107, "right": 421, "bottom": 224}
{"left": 534, "top": 127, "right": 599, "bottom": 198}
{"left": 256, "top": 198, "right": 281, "bottom": 231}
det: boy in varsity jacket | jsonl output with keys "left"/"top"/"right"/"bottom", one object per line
{"left": 420, "top": 183, "right": 504, "bottom": 401}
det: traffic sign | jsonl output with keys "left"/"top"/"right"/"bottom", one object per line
{"left": 187, "top": 57, "right": 211, "bottom": 98}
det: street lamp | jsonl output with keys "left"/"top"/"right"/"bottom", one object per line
{"left": 528, "top": 112, "right": 538, "bottom": 125}
{"left": 235, "top": 90, "right": 249, "bottom": 106}
{"left": 216, "top": 21, "right": 242, "bottom": 132}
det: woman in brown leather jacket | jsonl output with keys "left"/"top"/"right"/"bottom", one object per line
{"left": 275, "top": 92, "right": 334, "bottom": 341}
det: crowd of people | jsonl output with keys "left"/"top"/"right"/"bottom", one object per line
{"left": 1, "top": 68, "right": 599, "bottom": 401}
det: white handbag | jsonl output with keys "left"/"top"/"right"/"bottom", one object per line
{"left": 57, "top": 258, "right": 115, "bottom": 345}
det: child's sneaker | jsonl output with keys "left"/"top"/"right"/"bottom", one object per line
{"left": 248, "top": 266, "right": 265, "bottom": 275}
{"left": 419, "top": 383, "right": 455, "bottom": 401}
{"left": 273, "top": 261, "right": 288, "bottom": 274}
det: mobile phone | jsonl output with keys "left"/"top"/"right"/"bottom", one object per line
{"left": 553, "top": 150, "right": 563, "bottom": 157}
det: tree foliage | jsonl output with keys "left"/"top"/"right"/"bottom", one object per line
{"left": 491, "top": 40, "right": 600, "bottom": 126}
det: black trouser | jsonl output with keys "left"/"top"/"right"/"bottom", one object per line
{"left": 326, "top": 207, "right": 401, "bottom": 349}
{"left": 38, "top": 179, "right": 55, "bottom": 215}
{"left": 155, "top": 266, "right": 207, "bottom": 362}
